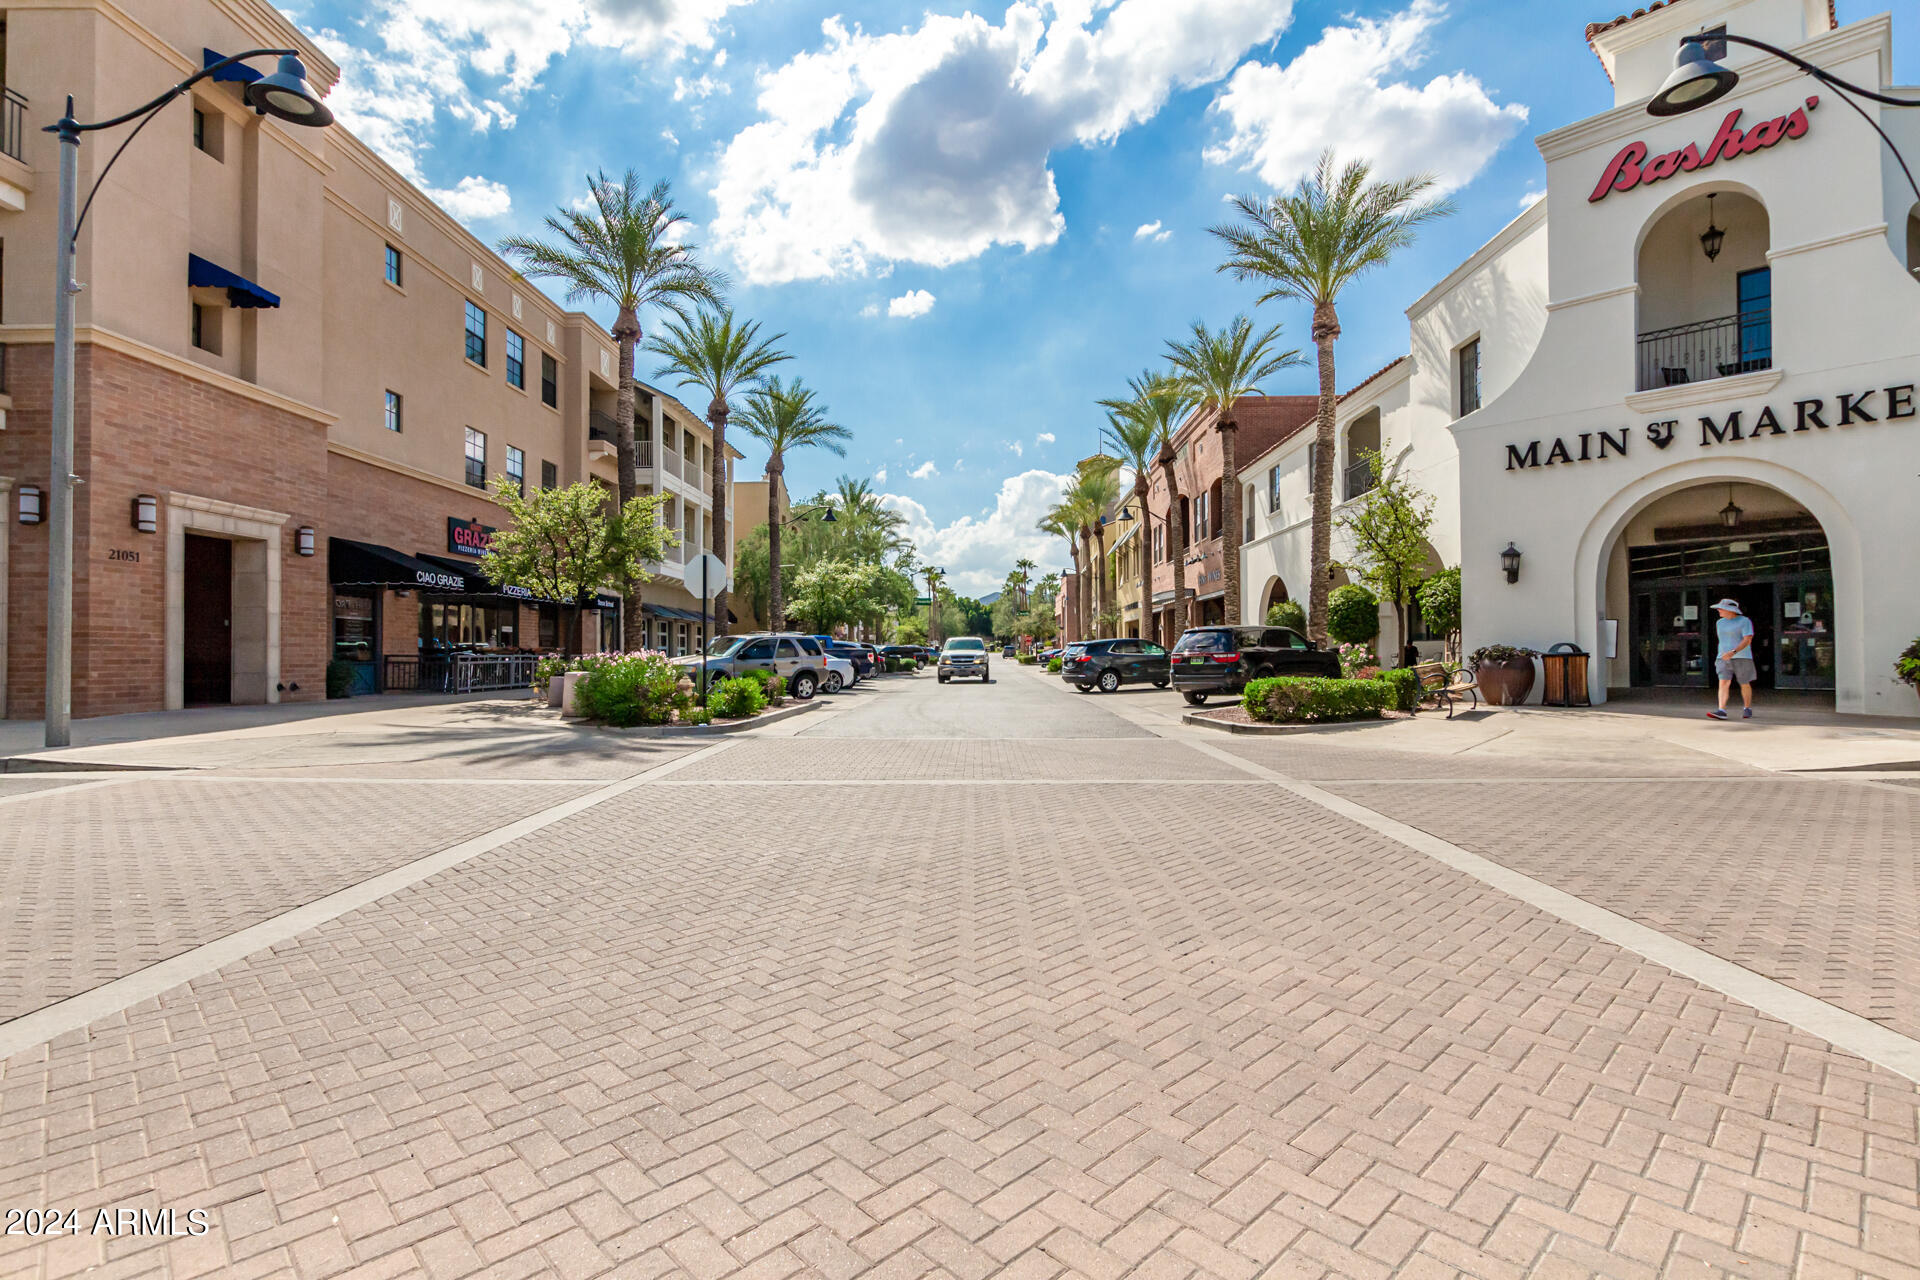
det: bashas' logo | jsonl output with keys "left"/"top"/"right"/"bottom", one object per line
{"left": 1589, "top": 99, "right": 1816, "bottom": 204}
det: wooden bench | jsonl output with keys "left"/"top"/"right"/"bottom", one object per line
{"left": 1413, "top": 661, "right": 1480, "bottom": 718}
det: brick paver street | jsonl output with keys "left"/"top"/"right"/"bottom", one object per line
{"left": 2, "top": 669, "right": 1917, "bottom": 1278}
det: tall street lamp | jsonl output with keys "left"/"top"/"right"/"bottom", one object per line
{"left": 42, "top": 51, "right": 334, "bottom": 747}
{"left": 1649, "top": 31, "right": 1918, "bottom": 203}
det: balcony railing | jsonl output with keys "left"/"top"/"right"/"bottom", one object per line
{"left": 2, "top": 88, "right": 25, "bottom": 163}
{"left": 1636, "top": 310, "right": 1772, "bottom": 392}
{"left": 1344, "top": 459, "right": 1374, "bottom": 502}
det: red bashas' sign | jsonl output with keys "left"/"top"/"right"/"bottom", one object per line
{"left": 1589, "top": 99, "right": 1817, "bottom": 203}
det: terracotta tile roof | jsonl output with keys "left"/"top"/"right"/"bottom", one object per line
{"left": 1338, "top": 356, "right": 1409, "bottom": 405}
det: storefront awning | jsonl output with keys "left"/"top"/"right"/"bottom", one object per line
{"left": 188, "top": 254, "right": 281, "bottom": 309}
{"left": 329, "top": 538, "right": 470, "bottom": 593}
{"left": 643, "top": 603, "right": 708, "bottom": 622}
{"left": 417, "top": 554, "right": 555, "bottom": 604}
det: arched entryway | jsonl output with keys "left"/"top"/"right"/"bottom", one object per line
{"left": 1582, "top": 462, "right": 1860, "bottom": 709}
{"left": 1257, "top": 575, "right": 1290, "bottom": 622}
{"left": 1635, "top": 188, "right": 1770, "bottom": 391}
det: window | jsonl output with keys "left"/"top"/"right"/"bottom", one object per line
{"left": 538, "top": 605, "right": 559, "bottom": 650}
{"left": 384, "top": 244, "right": 403, "bottom": 287}
{"left": 1456, "top": 338, "right": 1481, "bottom": 417}
{"left": 384, "top": 390, "right": 402, "bottom": 433}
{"left": 506, "top": 446, "right": 525, "bottom": 495}
{"left": 1245, "top": 486, "right": 1255, "bottom": 544}
{"left": 191, "top": 303, "right": 221, "bottom": 355}
{"left": 192, "top": 107, "right": 223, "bottom": 160}
{"left": 464, "top": 301, "right": 487, "bottom": 366}
{"left": 419, "top": 601, "right": 518, "bottom": 650}
{"left": 192, "top": 109, "right": 206, "bottom": 151}
{"left": 464, "top": 427, "right": 486, "bottom": 488}
{"left": 540, "top": 352, "right": 558, "bottom": 408}
{"left": 541, "top": 460, "right": 557, "bottom": 490}
{"left": 506, "top": 330, "right": 525, "bottom": 389}
{"left": 1268, "top": 465, "right": 1282, "bottom": 514}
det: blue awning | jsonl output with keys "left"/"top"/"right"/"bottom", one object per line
{"left": 188, "top": 254, "right": 281, "bottom": 309}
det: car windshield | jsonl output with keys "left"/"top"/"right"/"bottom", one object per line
{"left": 706, "top": 636, "right": 748, "bottom": 658}
{"left": 944, "top": 638, "right": 986, "bottom": 652}
{"left": 1174, "top": 630, "right": 1234, "bottom": 653}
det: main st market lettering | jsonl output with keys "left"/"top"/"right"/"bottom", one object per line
{"left": 1505, "top": 383, "right": 1916, "bottom": 471}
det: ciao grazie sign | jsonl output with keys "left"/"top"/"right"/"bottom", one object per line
{"left": 1590, "top": 99, "right": 1817, "bottom": 203}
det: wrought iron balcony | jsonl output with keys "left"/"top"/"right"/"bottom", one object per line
{"left": 1344, "top": 459, "right": 1374, "bottom": 501}
{"left": 2, "top": 88, "right": 25, "bottom": 163}
{"left": 1636, "top": 310, "right": 1771, "bottom": 391}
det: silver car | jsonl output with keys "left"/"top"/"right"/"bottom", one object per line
{"left": 936, "top": 637, "right": 990, "bottom": 683}
{"left": 677, "top": 632, "right": 829, "bottom": 700}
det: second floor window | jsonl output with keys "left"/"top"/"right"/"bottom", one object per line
{"left": 1268, "top": 465, "right": 1283, "bottom": 515}
{"left": 506, "top": 331, "right": 525, "bottom": 389}
{"left": 541, "top": 460, "right": 557, "bottom": 490}
{"left": 540, "top": 352, "right": 558, "bottom": 407}
{"left": 464, "top": 301, "right": 487, "bottom": 367}
{"left": 384, "top": 245, "right": 403, "bottom": 287}
{"left": 1457, "top": 338, "right": 1481, "bottom": 417}
{"left": 384, "top": 390, "right": 402, "bottom": 433}
{"left": 465, "top": 427, "right": 486, "bottom": 488}
{"left": 506, "top": 446, "right": 525, "bottom": 495}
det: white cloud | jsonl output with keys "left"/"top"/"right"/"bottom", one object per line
{"left": 709, "top": 0, "right": 1295, "bottom": 283}
{"left": 1518, "top": 188, "right": 1545, "bottom": 210}
{"left": 674, "top": 72, "right": 729, "bottom": 101}
{"left": 1035, "top": 432, "right": 1056, "bottom": 445}
{"left": 909, "top": 461, "right": 940, "bottom": 480}
{"left": 953, "top": 458, "right": 965, "bottom": 470}
{"left": 1206, "top": 0, "right": 1527, "bottom": 196}
{"left": 662, "top": 127, "right": 681, "bottom": 147}
{"left": 874, "top": 466, "right": 888, "bottom": 482}
{"left": 425, "top": 175, "right": 514, "bottom": 221}
{"left": 317, "top": 0, "right": 748, "bottom": 203}
{"left": 1008, "top": 441, "right": 1024, "bottom": 456}
{"left": 859, "top": 302, "right": 881, "bottom": 318}
{"left": 880, "top": 469, "right": 1073, "bottom": 596}
{"left": 1134, "top": 219, "right": 1172, "bottom": 242}
{"left": 887, "top": 289, "right": 938, "bottom": 319}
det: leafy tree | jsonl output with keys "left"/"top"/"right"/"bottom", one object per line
{"left": 479, "top": 478, "right": 675, "bottom": 657}
{"left": 1266, "top": 599, "right": 1308, "bottom": 631}
{"left": 1210, "top": 151, "right": 1451, "bottom": 645}
{"left": 790, "top": 559, "right": 878, "bottom": 634}
{"left": 736, "top": 378, "right": 852, "bottom": 627}
{"left": 1417, "top": 566, "right": 1462, "bottom": 660}
{"left": 732, "top": 523, "right": 772, "bottom": 631}
{"left": 1335, "top": 449, "right": 1436, "bottom": 659}
{"left": 1164, "top": 316, "right": 1303, "bottom": 623}
{"left": 1326, "top": 583, "right": 1381, "bottom": 647}
{"left": 646, "top": 308, "right": 790, "bottom": 636}
{"left": 498, "top": 172, "right": 724, "bottom": 648}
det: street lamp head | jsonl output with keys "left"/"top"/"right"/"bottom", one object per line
{"left": 244, "top": 55, "right": 334, "bottom": 126}
{"left": 821, "top": 506, "right": 836, "bottom": 523}
{"left": 1647, "top": 39, "right": 1739, "bottom": 117}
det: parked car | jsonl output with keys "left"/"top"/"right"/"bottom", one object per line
{"left": 937, "top": 637, "right": 991, "bottom": 683}
{"left": 675, "top": 632, "right": 830, "bottom": 699}
{"left": 827, "top": 642, "right": 875, "bottom": 680}
{"left": 821, "top": 652, "right": 857, "bottom": 693}
{"left": 879, "top": 644, "right": 923, "bottom": 671}
{"left": 1169, "top": 625, "right": 1339, "bottom": 705}
{"left": 1002, "top": 642, "right": 1017, "bottom": 658}
{"left": 1059, "top": 638, "right": 1171, "bottom": 693}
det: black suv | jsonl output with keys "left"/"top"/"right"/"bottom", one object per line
{"left": 1170, "top": 626, "right": 1339, "bottom": 704}
{"left": 1061, "top": 639, "right": 1171, "bottom": 693}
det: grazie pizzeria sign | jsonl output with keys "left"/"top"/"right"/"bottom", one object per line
{"left": 1589, "top": 100, "right": 1817, "bottom": 203}
{"left": 447, "top": 516, "right": 497, "bottom": 557}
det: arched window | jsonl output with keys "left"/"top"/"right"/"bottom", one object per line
{"left": 1635, "top": 190, "right": 1771, "bottom": 390}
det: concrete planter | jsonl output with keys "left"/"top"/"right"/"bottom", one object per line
{"left": 559, "top": 670, "right": 589, "bottom": 717}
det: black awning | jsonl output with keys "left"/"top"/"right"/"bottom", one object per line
{"left": 416, "top": 554, "right": 556, "bottom": 604}
{"left": 329, "top": 539, "right": 471, "bottom": 593}
{"left": 644, "top": 604, "right": 712, "bottom": 622}
{"left": 188, "top": 254, "right": 280, "bottom": 309}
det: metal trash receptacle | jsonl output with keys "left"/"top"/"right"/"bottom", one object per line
{"left": 1540, "top": 642, "right": 1591, "bottom": 707}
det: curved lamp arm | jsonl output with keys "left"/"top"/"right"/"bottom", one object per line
{"left": 48, "top": 48, "right": 297, "bottom": 245}
{"left": 1686, "top": 32, "right": 1920, "bottom": 204}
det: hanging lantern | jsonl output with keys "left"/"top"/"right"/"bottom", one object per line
{"left": 1699, "top": 193, "right": 1725, "bottom": 262}
{"left": 1719, "top": 486, "right": 1743, "bottom": 528}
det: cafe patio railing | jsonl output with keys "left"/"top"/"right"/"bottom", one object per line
{"left": 384, "top": 653, "right": 538, "bottom": 693}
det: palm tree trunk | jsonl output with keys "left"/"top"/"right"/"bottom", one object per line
{"left": 1307, "top": 303, "right": 1341, "bottom": 647}
{"left": 1159, "top": 449, "right": 1188, "bottom": 637}
{"left": 612, "top": 309, "right": 646, "bottom": 652}
{"left": 708, "top": 397, "right": 731, "bottom": 637}
{"left": 1093, "top": 524, "right": 1108, "bottom": 630}
{"left": 1135, "top": 477, "right": 1151, "bottom": 645}
{"left": 1065, "top": 546, "right": 1081, "bottom": 643}
{"left": 1078, "top": 527, "right": 1095, "bottom": 639}
{"left": 767, "top": 455, "right": 785, "bottom": 628}
{"left": 1220, "top": 414, "right": 1241, "bottom": 625}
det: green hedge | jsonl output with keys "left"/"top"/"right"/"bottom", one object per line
{"left": 574, "top": 653, "right": 683, "bottom": 727}
{"left": 708, "top": 675, "right": 768, "bottom": 720}
{"left": 1047, "top": 657, "right": 1063, "bottom": 673}
{"left": 1374, "top": 666, "right": 1420, "bottom": 713}
{"left": 1241, "top": 676, "right": 1393, "bottom": 724}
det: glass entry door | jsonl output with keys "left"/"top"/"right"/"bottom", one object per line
{"left": 1777, "top": 575, "right": 1836, "bottom": 690}
{"left": 1632, "top": 588, "right": 1710, "bottom": 687}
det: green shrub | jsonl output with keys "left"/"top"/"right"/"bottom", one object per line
{"left": 1416, "top": 567, "right": 1461, "bottom": 640}
{"left": 760, "top": 671, "right": 786, "bottom": 701}
{"left": 680, "top": 707, "right": 713, "bottom": 726}
{"left": 1265, "top": 600, "right": 1307, "bottom": 632}
{"left": 532, "top": 655, "right": 573, "bottom": 693}
{"left": 1047, "top": 657, "right": 1064, "bottom": 673}
{"left": 1897, "top": 638, "right": 1920, "bottom": 688}
{"left": 1326, "top": 584, "right": 1380, "bottom": 645}
{"left": 325, "top": 661, "right": 354, "bottom": 699}
{"left": 574, "top": 653, "right": 681, "bottom": 727}
{"left": 1241, "top": 676, "right": 1392, "bottom": 724}
{"left": 709, "top": 675, "right": 768, "bottom": 720}
{"left": 1470, "top": 644, "right": 1536, "bottom": 664}
{"left": 1373, "top": 666, "right": 1420, "bottom": 713}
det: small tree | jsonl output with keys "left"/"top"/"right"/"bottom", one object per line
{"left": 733, "top": 523, "right": 772, "bottom": 631}
{"left": 1336, "top": 449, "right": 1436, "bottom": 661}
{"left": 480, "top": 478, "right": 674, "bottom": 657}
{"left": 1417, "top": 566, "right": 1462, "bottom": 662}
{"left": 1325, "top": 583, "right": 1381, "bottom": 647}
{"left": 1266, "top": 599, "right": 1307, "bottom": 631}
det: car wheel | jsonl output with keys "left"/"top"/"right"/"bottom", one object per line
{"left": 791, "top": 671, "right": 818, "bottom": 700}
{"left": 1254, "top": 665, "right": 1275, "bottom": 681}
{"left": 1182, "top": 691, "right": 1208, "bottom": 706}
{"left": 1075, "top": 682, "right": 1094, "bottom": 694}
{"left": 982, "top": 665, "right": 990, "bottom": 681}
{"left": 1153, "top": 678, "right": 1169, "bottom": 688}
{"left": 825, "top": 671, "right": 844, "bottom": 693}
{"left": 938, "top": 673, "right": 949, "bottom": 683}
{"left": 1097, "top": 669, "right": 1120, "bottom": 694}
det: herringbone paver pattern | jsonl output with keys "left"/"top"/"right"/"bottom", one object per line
{"left": 1216, "top": 738, "right": 1762, "bottom": 782}
{"left": 673, "top": 738, "right": 1247, "bottom": 782}
{"left": 0, "top": 776, "right": 103, "bottom": 798}
{"left": 1329, "top": 777, "right": 1920, "bottom": 1041}
{"left": 4, "top": 779, "right": 1917, "bottom": 1278}
{"left": 0, "top": 779, "right": 599, "bottom": 1020}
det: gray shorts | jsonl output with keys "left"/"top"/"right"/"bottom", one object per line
{"left": 1715, "top": 656, "right": 1757, "bottom": 684}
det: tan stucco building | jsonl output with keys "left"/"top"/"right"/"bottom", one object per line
{"left": 0, "top": 0, "right": 735, "bottom": 718}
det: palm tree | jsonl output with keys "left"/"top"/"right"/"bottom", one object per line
{"left": 1037, "top": 505, "right": 1081, "bottom": 643}
{"left": 646, "top": 308, "right": 790, "bottom": 636}
{"left": 500, "top": 171, "right": 726, "bottom": 648}
{"left": 736, "top": 377, "right": 851, "bottom": 627}
{"left": 1013, "top": 557, "right": 1037, "bottom": 610}
{"left": 1209, "top": 150, "right": 1451, "bottom": 644}
{"left": 1076, "top": 463, "right": 1122, "bottom": 636}
{"left": 1165, "top": 317, "right": 1304, "bottom": 624}
{"left": 1101, "top": 372, "right": 1195, "bottom": 643}
{"left": 1100, "top": 409, "right": 1159, "bottom": 644}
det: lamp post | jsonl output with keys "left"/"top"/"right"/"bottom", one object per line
{"left": 1648, "top": 31, "right": 1918, "bottom": 204}
{"left": 41, "top": 51, "right": 333, "bottom": 747}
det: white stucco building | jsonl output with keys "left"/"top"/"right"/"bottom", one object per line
{"left": 1240, "top": 0, "right": 1919, "bottom": 716}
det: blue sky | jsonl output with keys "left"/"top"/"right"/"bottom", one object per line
{"left": 293, "top": 0, "right": 1914, "bottom": 595}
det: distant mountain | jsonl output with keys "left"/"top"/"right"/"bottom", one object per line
{"left": 978, "top": 591, "right": 1001, "bottom": 606}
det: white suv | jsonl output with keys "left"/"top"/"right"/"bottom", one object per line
{"left": 937, "top": 637, "right": 990, "bottom": 683}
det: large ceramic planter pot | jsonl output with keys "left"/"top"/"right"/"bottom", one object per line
{"left": 1476, "top": 657, "right": 1536, "bottom": 706}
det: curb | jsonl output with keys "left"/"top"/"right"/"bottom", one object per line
{"left": 2, "top": 757, "right": 185, "bottom": 774}
{"left": 1180, "top": 711, "right": 1406, "bottom": 736}
{"left": 586, "top": 697, "right": 821, "bottom": 737}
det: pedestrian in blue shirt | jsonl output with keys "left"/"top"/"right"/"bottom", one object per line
{"left": 1707, "top": 598, "right": 1756, "bottom": 720}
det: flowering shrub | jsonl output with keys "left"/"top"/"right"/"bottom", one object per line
{"left": 1897, "top": 638, "right": 1920, "bottom": 689}
{"left": 573, "top": 652, "right": 681, "bottom": 727}
{"left": 709, "top": 676, "right": 769, "bottom": 720}
{"left": 1335, "top": 643, "right": 1376, "bottom": 678}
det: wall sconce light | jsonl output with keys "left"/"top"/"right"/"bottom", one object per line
{"left": 132, "top": 494, "right": 159, "bottom": 533}
{"left": 1500, "top": 542, "right": 1522, "bottom": 584}
{"left": 17, "top": 485, "right": 43, "bottom": 525}
{"left": 1699, "top": 193, "right": 1725, "bottom": 262}
{"left": 296, "top": 526, "right": 317, "bottom": 556}
{"left": 1718, "top": 485, "right": 1743, "bottom": 529}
